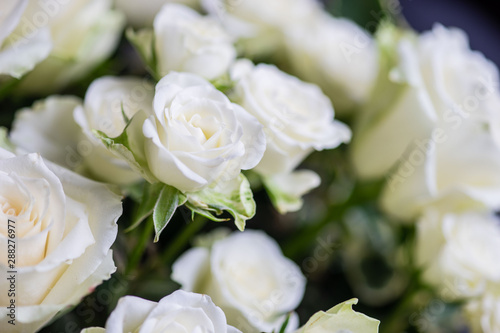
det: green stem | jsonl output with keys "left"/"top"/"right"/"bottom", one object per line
{"left": 381, "top": 281, "right": 420, "bottom": 333}
{"left": 159, "top": 215, "right": 207, "bottom": 267}
{"left": 283, "top": 180, "right": 383, "bottom": 259}
{"left": 125, "top": 216, "right": 154, "bottom": 276}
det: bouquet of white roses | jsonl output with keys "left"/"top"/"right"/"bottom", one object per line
{"left": 1, "top": 0, "right": 498, "bottom": 332}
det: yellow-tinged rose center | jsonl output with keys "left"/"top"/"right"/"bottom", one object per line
{"left": 0, "top": 172, "right": 61, "bottom": 268}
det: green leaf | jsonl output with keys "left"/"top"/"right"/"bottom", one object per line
{"left": 126, "top": 28, "right": 159, "bottom": 80}
{"left": 0, "top": 127, "right": 15, "bottom": 152}
{"left": 186, "top": 174, "right": 256, "bottom": 231}
{"left": 126, "top": 182, "right": 165, "bottom": 232}
{"left": 121, "top": 102, "right": 130, "bottom": 124}
{"left": 211, "top": 73, "right": 234, "bottom": 95}
{"left": 278, "top": 313, "right": 291, "bottom": 333}
{"left": 93, "top": 111, "right": 157, "bottom": 184}
{"left": 185, "top": 201, "right": 229, "bottom": 223}
{"left": 153, "top": 185, "right": 187, "bottom": 242}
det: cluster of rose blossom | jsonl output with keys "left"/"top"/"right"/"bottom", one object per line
{"left": 351, "top": 24, "right": 500, "bottom": 332}
{"left": 1, "top": 0, "right": 499, "bottom": 332}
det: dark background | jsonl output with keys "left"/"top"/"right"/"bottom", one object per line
{"left": 325, "top": 0, "right": 500, "bottom": 68}
{"left": 401, "top": 0, "right": 500, "bottom": 67}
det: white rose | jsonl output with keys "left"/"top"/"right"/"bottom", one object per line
{"left": 16, "top": 0, "right": 124, "bottom": 94}
{"left": 416, "top": 210, "right": 500, "bottom": 300}
{"left": 10, "top": 95, "right": 83, "bottom": 170}
{"left": 381, "top": 119, "right": 500, "bottom": 220}
{"left": 351, "top": 24, "right": 500, "bottom": 179}
{"left": 114, "top": 0, "right": 199, "bottom": 27}
{"left": 74, "top": 76, "right": 155, "bottom": 185}
{"left": 296, "top": 299, "right": 380, "bottom": 333}
{"left": 230, "top": 61, "right": 351, "bottom": 175}
{"left": 465, "top": 288, "right": 500, "bottom": 333}
{"left": 202, "top": 0, "right": 321, "bottom": 57}
{"left": 172, "top": 229, "right": 306, "bottom": 332}
{"left": 0, "top": 148, "right": 121, "bottom": 332}
{"left": 82, "top": 290, "right": 242, "bottom": 333}
{"left": 230, "top": 61, "right": 350, "bottom": 213}
{"left": 143, "top": 72, "right": 265, "bottom": 192}
{"left": 152, "top": 3, "right": 236, "bottom": 80}
{"left": 285, "top": 13, "right": 379, "bottom": 113}
{"left": 0, "top": 0, "right": 52, "bottom": 79}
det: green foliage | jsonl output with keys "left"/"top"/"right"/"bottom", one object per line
{"left": 187, "top": 174, "right": 256, "bottom": 231}
{"left": 126, "top": 182, "right": 165, "bottom": 232}
{"left": 126, "top": 28, "right": 159, "bottom": 80}
{"left": 152, "top": 185, "right": 186, "bottom": 242}
{"left": 278, "top": 313, "right": 291, "bottom": 333}
{"left": 94, "top": 111, "right": 156, "bottom": 183}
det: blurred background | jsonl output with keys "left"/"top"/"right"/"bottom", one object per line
{"left": 325, "top": 0, "right": 500, "bottom": 67}
{"left": 400, "top": 0, "right": 500, "bottom": 67}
